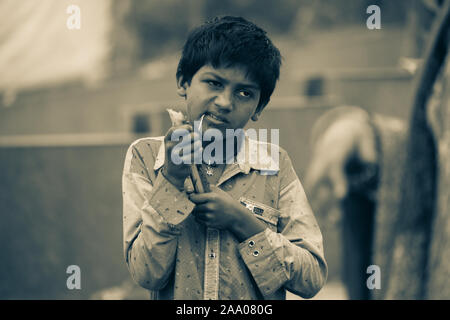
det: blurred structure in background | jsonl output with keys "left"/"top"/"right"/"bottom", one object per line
{"left": 0, "top": 0, "right": 112, "bottom": 104}
{"left": 306, "top": 0, "right": 450, "bottom": 300}
{"left": 0, "top": 0, "right": 444, "bottom": 299}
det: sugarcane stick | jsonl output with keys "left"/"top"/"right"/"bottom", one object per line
{"left": 167, "top": 109, "right": 209, "bottom": 193}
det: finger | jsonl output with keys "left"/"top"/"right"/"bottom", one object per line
{"left": 192, "top": 203, "right": 211, "bottom": 214}
{"left": 165, "top": 124, "right": 193, "bottom": 140}
{"left": 172, "top": 124, "right": 194, "bottom": 133}
{"left": 171, "top": 137, "right": 203, "bottom": 164}
{"left": 193, "top": 211, "right": 214, "bottom": 224}
{"left": 194, "top": 216, "right": 207, "bottom": 226}
{"left": 189, "top": 193, "right": 208, "bottom": 203}
{"left": 179, "top": 148, "right": 204, "bottom": 165}
{"left": 172, "top": 137, "right": 201, "bottom": 154}
{"left": 189, "top": 192, "right": 213, "bottom": 204}
{"left": 192, "top": 208, "right": 209, "bottom": 225}
{"left": 170, "top": 132, "right": 201, "bottom": 149}
{"left": 179, "top": 153, "right": 194, "bottom": 165}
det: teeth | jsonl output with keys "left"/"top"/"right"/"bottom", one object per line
{"left": 209, "top": 114, "right": 222, "bottom": 121}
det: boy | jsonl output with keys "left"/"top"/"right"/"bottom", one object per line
{"left": 122, "top": 16, "right": 327, "bottom": 300}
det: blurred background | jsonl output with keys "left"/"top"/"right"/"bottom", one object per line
{"left": 0, "top": 0, "right": 438, "bottom": 299}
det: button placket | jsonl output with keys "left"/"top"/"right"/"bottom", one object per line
{"left": 203, "top": 228, "right": 220, "bottom": 300}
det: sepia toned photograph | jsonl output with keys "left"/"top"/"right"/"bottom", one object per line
{"left": 0, "top": 0, "right": 449, "bottom": 303}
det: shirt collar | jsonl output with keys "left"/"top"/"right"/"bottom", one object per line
{"left": 153, "top": 134, "right": 279, "bottom": 175}
{"left": 153, "top": 136, "right": 166, "bottom": 170}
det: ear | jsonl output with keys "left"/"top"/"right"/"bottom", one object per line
{"left": 177, "top": 77, "right": 188, "bottom": 98}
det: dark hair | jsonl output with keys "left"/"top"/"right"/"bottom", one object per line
{"left": 176, "top": 16, "right": 282, "bottom": 111}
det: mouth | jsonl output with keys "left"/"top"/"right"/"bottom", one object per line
{"left": 204, "top": 112, "right": 228, "bottom": 124}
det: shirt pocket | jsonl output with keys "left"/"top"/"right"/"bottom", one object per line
{"left": 239, "top": 197, "right": 280, "bottom": 232}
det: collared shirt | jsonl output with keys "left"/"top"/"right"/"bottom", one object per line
{"left": 122, "top": 136, "right": 327, "bottom": 300}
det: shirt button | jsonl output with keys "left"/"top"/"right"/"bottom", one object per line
{"left": 248, "top": 240, "right": 255, "bottom": 248}
{"left": 253, "top": 250, "right": 260, "bottom": 257}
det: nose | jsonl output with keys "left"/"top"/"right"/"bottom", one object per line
{"left": 214, "top": 90, "right": 233, "bottom": 112}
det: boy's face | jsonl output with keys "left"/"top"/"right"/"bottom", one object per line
{"left": 177, "top": 65, "right": 264, "bottom": 135}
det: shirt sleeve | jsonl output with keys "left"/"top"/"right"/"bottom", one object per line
{"left": 238, "top": 151, "right": 328, "bottom": 298}
{"left": 122, "top": 140, "right": 195, "bottom": 290}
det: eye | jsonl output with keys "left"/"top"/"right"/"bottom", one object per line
{"left": 206, "top": 80, "right": 222, "bottom": 88}
{"left": 238, "top": 90, "right": 253, "bottom": 99}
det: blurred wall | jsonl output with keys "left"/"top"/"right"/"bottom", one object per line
{"left": 0, "top": 76, "right": 176, "bottom": 136}
{"left": 0, "top": 70, "right": 413, "bottom": 136}
{"left": 327, "top": 69, "right": 414, "bottom": 119}
{"left": 0, "top": 143, "right": 130, "bottom": 299}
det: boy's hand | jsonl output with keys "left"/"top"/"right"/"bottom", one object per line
{"left": 189, "top": 185, "right": 266, "bottom": 241}
{"left": 162, "top": 124, "right": 202, "bottom": 190}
